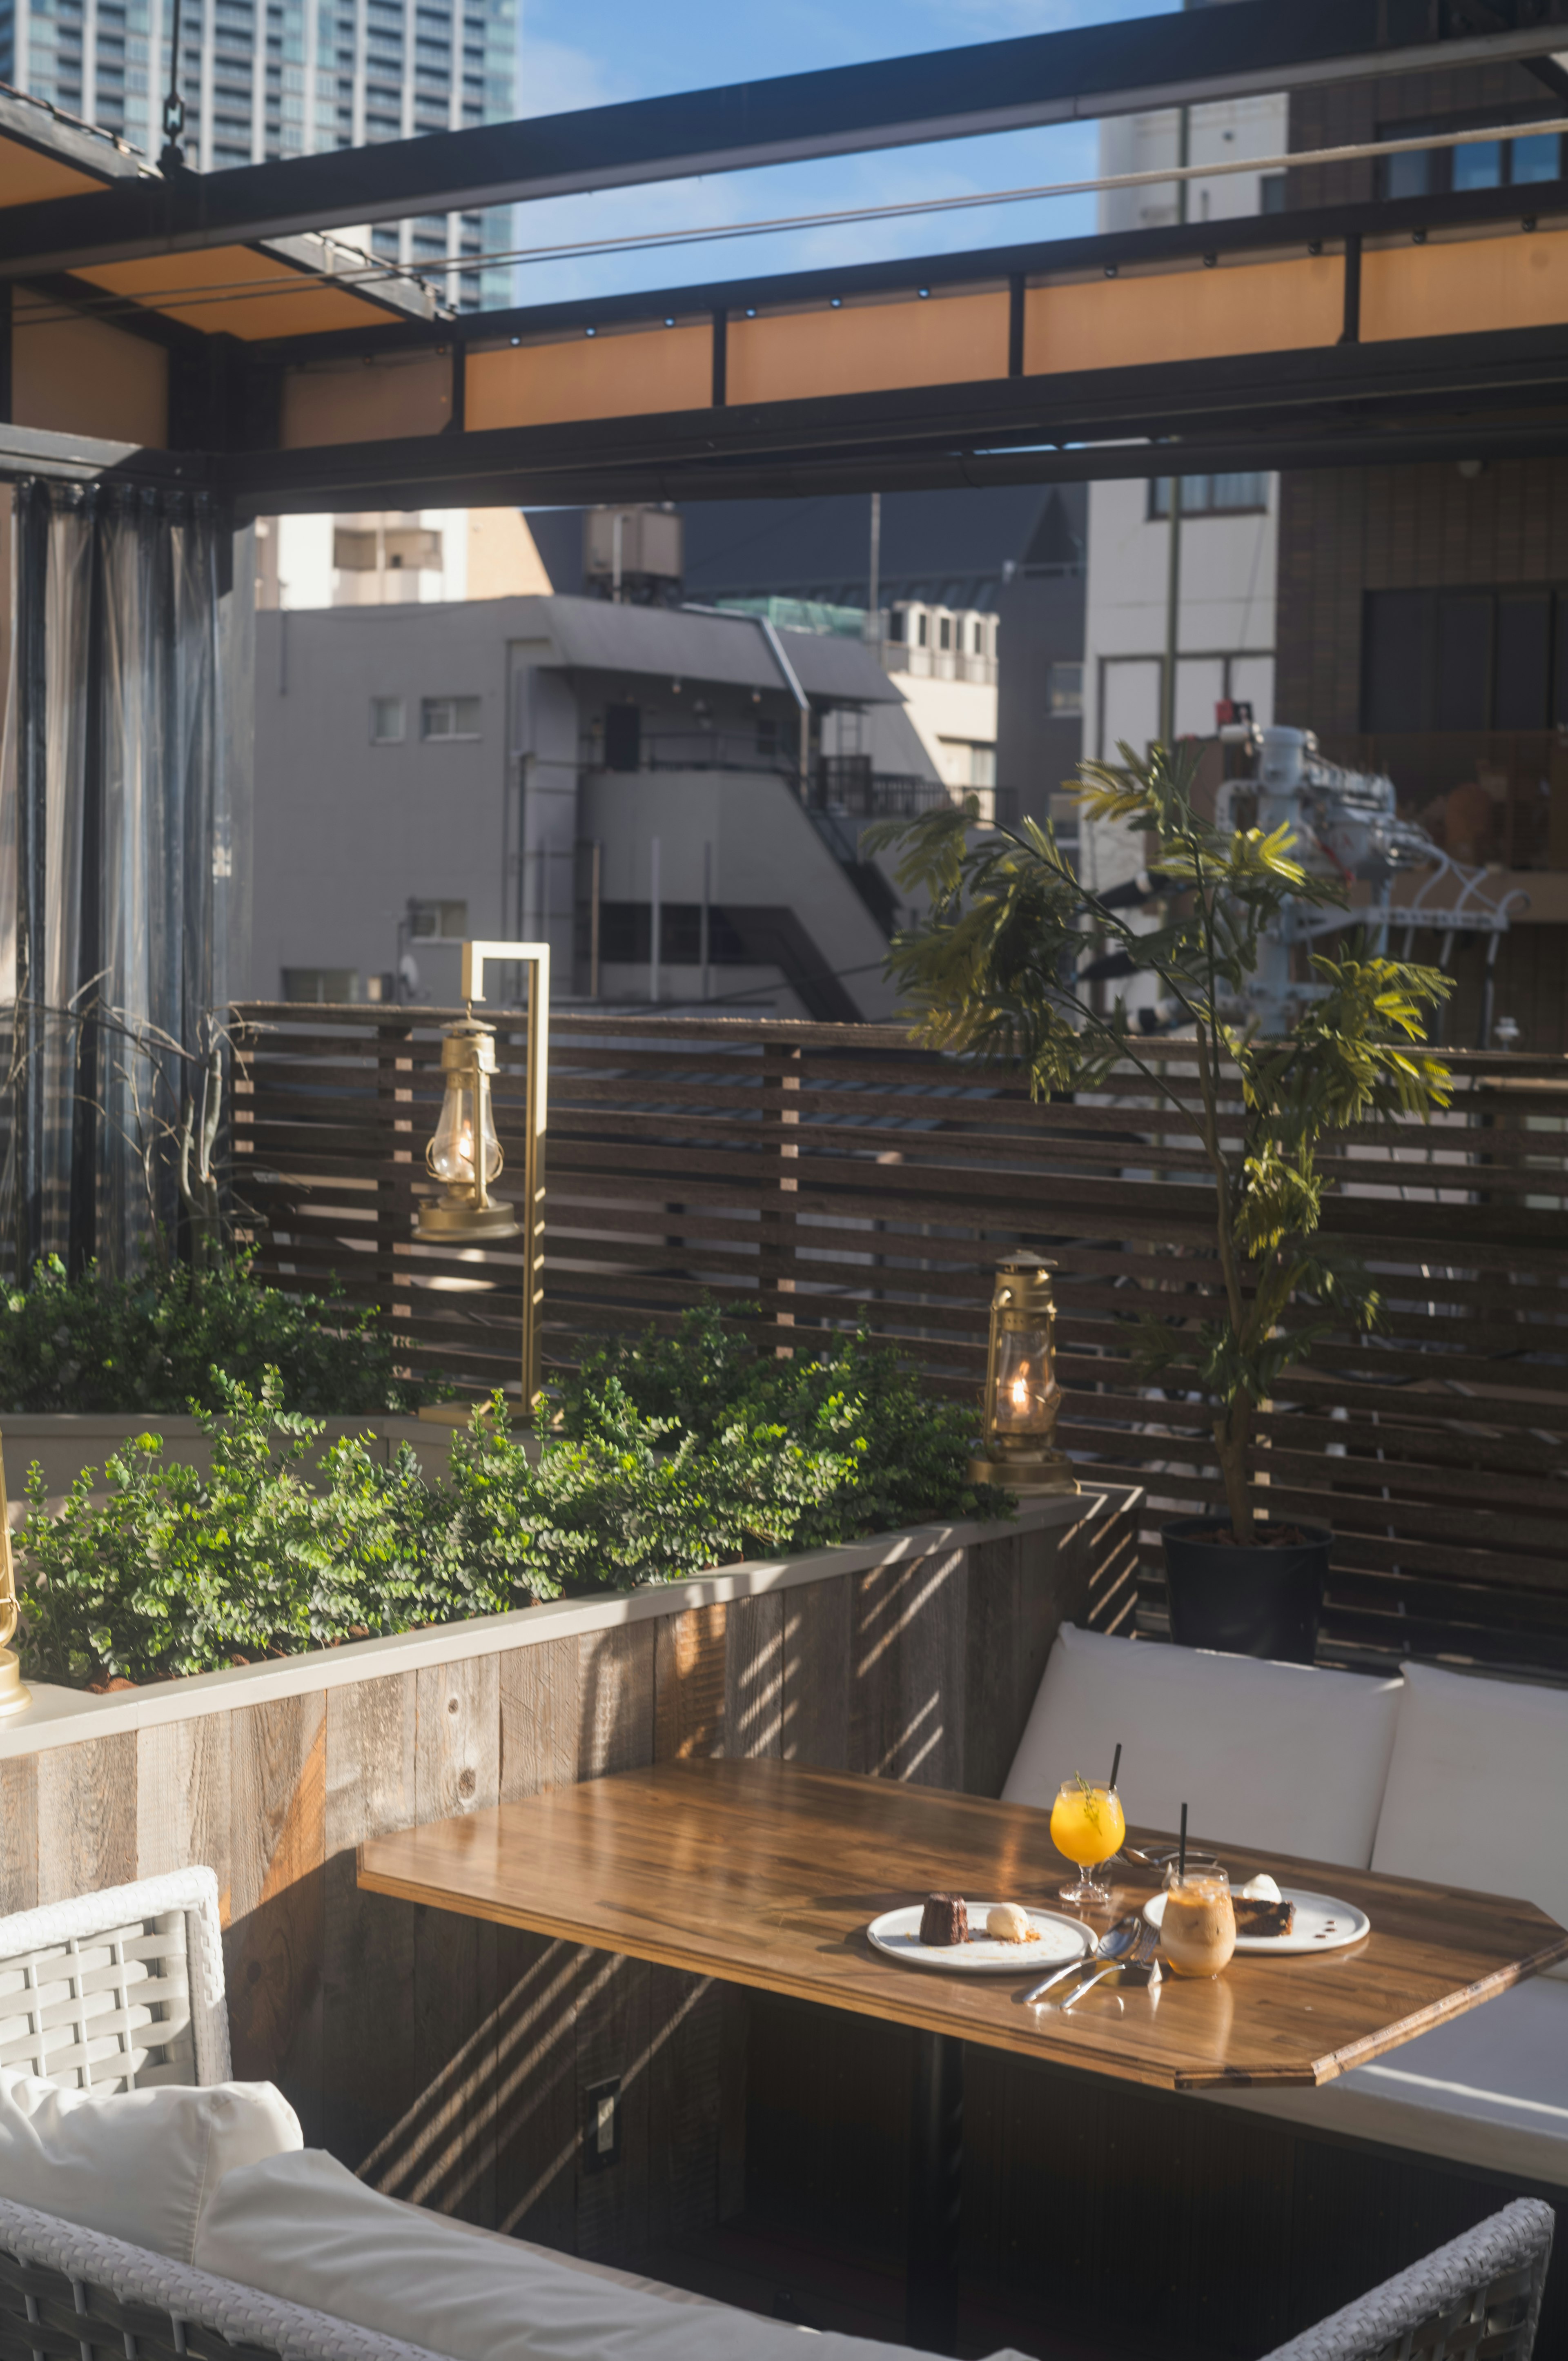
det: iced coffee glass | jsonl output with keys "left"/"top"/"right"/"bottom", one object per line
{"left": 1160, "top": 1863, "right": 1236, "bottom": 1978}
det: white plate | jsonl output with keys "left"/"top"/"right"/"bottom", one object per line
{"left": 1142, "top": 1887, "right": 1370, "bottom": 1956}
{"left": 867, "top": 1902, "right": 1093, "bottom": 1974}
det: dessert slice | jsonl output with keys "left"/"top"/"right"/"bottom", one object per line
{"left": 919, "top": 1893, "right": 969, "bottom": 1946}
{"left": 1231, "top": 1897, "right": 1295, "bottom": 1938}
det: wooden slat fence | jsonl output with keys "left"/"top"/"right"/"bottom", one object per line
{"left": 231, "top": 1005, "right": 1568, "bottom": 1684}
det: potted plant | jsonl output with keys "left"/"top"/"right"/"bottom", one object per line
{"left": 869, "top": 740, "right": 1453, "bottom": 1661}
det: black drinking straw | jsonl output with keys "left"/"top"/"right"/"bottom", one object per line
{"left": 1109, "top": 1741, "right": 1123, "bottom": 1791}
{"left": 1178, "top": 1802, "right": 1188, "bottom": 1882}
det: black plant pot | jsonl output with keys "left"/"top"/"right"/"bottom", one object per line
{"left": 1160, "top": 1516, "right": 1332, "bottom": 1664}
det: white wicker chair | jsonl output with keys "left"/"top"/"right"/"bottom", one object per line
{"left": 0, "top": 1869, "right": 229, "bottom": 2095}
{"left": 1263, "top": 2198, "right": 1555, "bottom": 2361}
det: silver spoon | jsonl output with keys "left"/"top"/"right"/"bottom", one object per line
{"left": 1025, "top": 1911, "right": 1140, "bottom": 2005}
{"left": 1062, "top": 1916, "right": 1163, "bottom": 2009}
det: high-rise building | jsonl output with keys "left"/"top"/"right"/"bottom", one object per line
{"left": 2, "top": 0, "right": 517, "bottom": 307}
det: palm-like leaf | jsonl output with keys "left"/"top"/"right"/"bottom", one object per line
{"left": 873, "top": 742, "right": 1454, "bottom": 1537}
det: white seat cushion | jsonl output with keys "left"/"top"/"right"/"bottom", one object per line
{"left": 0, "top": 2068, "right": 301, "bottom": 2263}
{"left": 196, "top": 2149, "right": 1028, "bottom": 2361}
{"left": 1372, "top": 1659, "right": 1568, "bottom": 1980}
{"left": 1001, "top": 1624, "right": 1401, "bottom": 1869}
{"left": 1205, "top": 1978, "right": 1568, "bottom": 2187}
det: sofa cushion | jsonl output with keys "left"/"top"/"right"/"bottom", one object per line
{"left": 0, "top": 2069, "right": 301, "bottom": 2263}
{"left": 1372, "top": 1659, "right": 1568, "bottom": 1980}
{"left": 196, "top": 2149, "right": 1027, "bottom": 2361}
{"left": 1001, "top": 1624, "right": 1401, "bottom": 1868}
{"left": 1204, "top": 1977, "right": 1568, "bottom": 2188}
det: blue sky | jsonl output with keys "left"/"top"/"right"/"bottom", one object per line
{"left": 507, "top": 0, "right": 1179, "bottom": 307}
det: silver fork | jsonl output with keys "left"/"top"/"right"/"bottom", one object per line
{"left": 1060, "top": 1916, "right": 1161, "bottom": 2009}
{"left": 1023, "top": 1912, "right": 1140, "bottom": 2006}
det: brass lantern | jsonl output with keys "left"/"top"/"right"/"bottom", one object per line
{"left": 969, "top": 1258, "right": 1077, "bottom": 1495}
{"left": 415, "top": 1017, "right": 521, "bottom": 1243}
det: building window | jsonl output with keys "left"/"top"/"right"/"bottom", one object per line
{"left": 1376, "top": 118, "right": 1564, "bottom": 201}
{"left": 968, "top": 744, "right": 997, "bottom": 789}
{"left": 1048, "top": 662, "right": 1083, "bottom": 716}
{"left": 406, "top": 898, "right": 469, "bottom": 940}
{"left": 600, "top": 903, "right": 748, "bottom": 965}
{"left": 1259, "top": 172, "right": 1286, "bottom": 214}
{"left": 420, "top": 695, "right": 482, "bottom": 740}
{"left": 283, "top": 966, "right": 359, "bottom": 1002}
{"left": 370, "top": 695, "right": 405, "bottom": 743}
{"left": 1149, "top": 474, "right": 1268, "bottom": 519}
{"left": 603, "top": 702, "right": 641, "bottom": 771}
{"left": 1361, "top": 586, "right": 1568, "bottom": 731}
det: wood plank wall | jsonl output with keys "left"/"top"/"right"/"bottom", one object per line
{"left": 0, "top": 1508, "right": 1121, "bottom": 2256}
{"left": 233, "top": 1007, "right": 1568, "bottom": 1686}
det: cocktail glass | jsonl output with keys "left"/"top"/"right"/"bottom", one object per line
{"left": 1049, "top": 1779, "right": 1126, "bottom": 1909}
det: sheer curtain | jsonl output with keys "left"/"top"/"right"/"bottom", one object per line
{"left": 0, "top": 479, "right": 250, "bottom": 1278}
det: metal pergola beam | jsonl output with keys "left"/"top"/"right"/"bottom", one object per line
{"left": 218, "top": 421, "right": 1568, "bottom": 515}
{"left": 248, "top": 170, "right": 1568, "bottom": 369}
{"left": 0, "top": 0, "right": 1566, "bottom": 275}
{"left": 218, "top": 324, "right": 1568, "bottom": 515}
{"left": 0, "top": 419, "right": 207, "bottom": 486}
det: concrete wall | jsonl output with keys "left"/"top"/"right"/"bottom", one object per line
{"left": 253, "top": 600, "right": 528, "bottom": 1005}
{"left": 1099, "top": 91, "right": 1288, "bottom": 233}
{"left": 579, "top": 766, "right": 902, "bottom": 1020}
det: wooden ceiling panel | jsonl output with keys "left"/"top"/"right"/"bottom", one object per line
{"left": 0, "top": 135, "right": 110, "bottom": 207}
{"left": 75, "top": 244, "right": 404, "bottom": 338}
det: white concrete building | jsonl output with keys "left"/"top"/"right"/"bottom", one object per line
{"left": 251, "top": 595, "right": 920, "bottom": 1022}
{"left": 1081, "top": 91, "right": 1286, "bottom": 897}
{"left": 881, "top": 601, "right": 1000, "bottom": 800}
{"left": 257, "top": 508, "right": 551, "bottom": 610}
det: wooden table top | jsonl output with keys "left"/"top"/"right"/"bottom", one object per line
{"left": 357, "top": 1758, "right": 1568, "bottom": 2093}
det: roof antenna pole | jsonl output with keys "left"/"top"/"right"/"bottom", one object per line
{"left": 160, "top": 0, "right": 187, "bottom": 173}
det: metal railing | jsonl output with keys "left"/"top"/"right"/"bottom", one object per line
{"left": 811, "top": 759, "right": 954, "bottom": 817}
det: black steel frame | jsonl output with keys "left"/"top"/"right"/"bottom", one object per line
{"left": 0, "top": 0, "right": 1565, "bottom": 274}
{"left": 5, "top": 16, "right": 1568, "bottom": 503}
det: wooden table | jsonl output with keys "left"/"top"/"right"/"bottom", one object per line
{"left": 360, "top": 1759, "right": 1568, "bottom": 2350}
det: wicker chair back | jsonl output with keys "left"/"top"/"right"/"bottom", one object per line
{"left": 0, "top": 1869, "right": 230, "bottom": 2093}
{"left": 1264, "top": 2198, "right": 1555, "bottom": 2361}
{"left": 0, "top": 1911, "right": 196, "bottom": 2094}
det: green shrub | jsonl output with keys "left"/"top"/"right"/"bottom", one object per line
{"left": 16, "top": 1307, "right": 999, "bottom": 1688}
{"left": 0, "top": 1255, "right": 435, "bottom": 1416}
{"left": 559, "top": 1304, "right": 991, "bottom": 1549}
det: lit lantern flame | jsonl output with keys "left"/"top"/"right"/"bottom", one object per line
{"left": 972, "top": 1259, "right": 1076, "bottom": 1495}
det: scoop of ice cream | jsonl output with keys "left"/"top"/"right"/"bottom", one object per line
{"left": 985, "top": 1902, "right": 1031, "bottom": 1942}
{"left": 1240, "top": 1873, "right": 1282, "bottom": 1903}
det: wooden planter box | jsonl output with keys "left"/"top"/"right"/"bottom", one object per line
{"left": 0, "top": 1485, "right": 1139, "bottom": 2263}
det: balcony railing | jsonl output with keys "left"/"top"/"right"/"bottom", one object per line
{"left": 811, "top": 759, "right": 954, "bottom": 817}
{"left": 881, "top": 644, "right": 998, "bottom": 686}
{"left": 589, "top": 731, "right": 794, "bottom": 775}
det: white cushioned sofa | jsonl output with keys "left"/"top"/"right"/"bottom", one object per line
{"left": 0, "top": 1872, "right": 1030, "bottom": 2361}
{"left": 1004, "top": 1624, "right": 1568, "bottom": 2189}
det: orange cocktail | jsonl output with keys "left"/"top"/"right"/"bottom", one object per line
{"left": 1049, "top": 1777, "right": 1126, "bottom": 1909}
